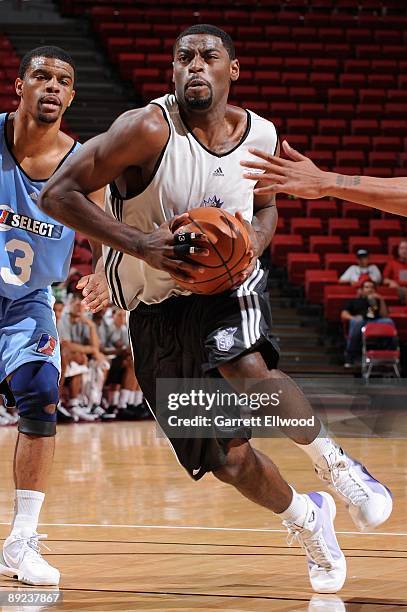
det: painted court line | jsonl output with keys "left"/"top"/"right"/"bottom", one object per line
{"left": 0, "top": 522, "right": 406, "bottom": 537}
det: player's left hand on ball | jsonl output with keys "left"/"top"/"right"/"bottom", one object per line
{"left": 77, "top": 270, "right": 110, "bottom": 313}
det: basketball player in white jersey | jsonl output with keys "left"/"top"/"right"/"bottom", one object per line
{"left": 40, "top": 25, "right": 392, "bottom": 593}
{"left": 241, "top": 140, "right": 407, "bottom": 217}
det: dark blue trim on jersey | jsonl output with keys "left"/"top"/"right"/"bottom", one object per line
{"left": 3, "top": 112, "right": 78, "bottom": 183}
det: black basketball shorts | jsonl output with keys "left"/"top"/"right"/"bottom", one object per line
{"left": 128, "top": 263, "right": 280, "bottom": 481}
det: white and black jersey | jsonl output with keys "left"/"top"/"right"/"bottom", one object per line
{"left": 103, "top": 93, "right": 278, "bottom": 310}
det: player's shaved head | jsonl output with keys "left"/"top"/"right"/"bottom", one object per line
{"left": 174, "top": 24, "right": 235, "bottom": 60}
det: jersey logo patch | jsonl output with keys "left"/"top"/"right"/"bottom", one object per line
{"left": 36, "top": 334, "right": 57, "bottom": 356}
{"left": 212, "top": 167, "right": 224, "bottom": 176}
{"left": 199, "top": 195, "right": 224, "bottom": 208}
{"left": 214, "top": 327, "right": 238, "bottom": 352}
{"left": 0, "top": 204, "right": 62, "bottom": 238}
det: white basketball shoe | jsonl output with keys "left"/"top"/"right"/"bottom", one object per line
{"left": 0, "top": 528, "right": 60, "bottom": 585}
{"left": 283, "top": 492, "right": 346, "bottom": 593}
{"left": 315, "top": 445, "right": 392, "bottom": 531}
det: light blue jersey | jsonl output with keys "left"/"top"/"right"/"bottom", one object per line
{"left": 0, "top": 112, "right": 79, "bottom": 300}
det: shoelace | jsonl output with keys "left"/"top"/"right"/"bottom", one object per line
{"left": 11, "top": 533, "right": 51, "bottom": 563}
{"left": 284, "top": 522, "right": 332, "bottom": 571}
{"left": 318, "top": 460, "right": 369, "bottom": 506}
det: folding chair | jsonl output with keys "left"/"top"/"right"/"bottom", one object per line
{"left": 361, "top": 322, "right": 401, "bottom": 381}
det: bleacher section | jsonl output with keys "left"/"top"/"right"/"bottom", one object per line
{"left": 57, "top": 0, "right": 407, "bottom": 354}
{"left": 0, "top": 35, "right": 20, "bottom": 111}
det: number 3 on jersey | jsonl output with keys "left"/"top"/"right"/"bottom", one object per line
{"left": 1, "top": 238, "right": 34, "bottom": 286}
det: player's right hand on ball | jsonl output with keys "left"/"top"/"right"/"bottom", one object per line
{"left": 141, "top": 221, "right": 209, "bottom": 281}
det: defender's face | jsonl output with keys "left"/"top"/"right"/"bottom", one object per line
{"left": 173, "top": 34, "right": 239, "bottom": 111}
{"left": 15, "top": 56, "right": 75, "bottom": 124}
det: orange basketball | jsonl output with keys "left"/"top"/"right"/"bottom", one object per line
{"left": 170, "top": 207, "right": 252, "bottom": 295}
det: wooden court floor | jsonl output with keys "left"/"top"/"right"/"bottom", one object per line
{"left": 1, "top": 422, "right": 407, "bottom": 611}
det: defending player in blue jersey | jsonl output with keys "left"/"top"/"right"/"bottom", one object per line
{"left": 0, "top": 46, "right": 106, "bottom": 586}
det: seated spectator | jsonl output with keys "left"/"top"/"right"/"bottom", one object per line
{"left": 383, "top": 239, "right": 407, "bottom": 304}
{"left": 101, "top": 308, "right": 147, "bottom": 420}
{"left": 339, "top": 249, "right": 381, "bottom": 285}
{"left": 340, "top": 279, "right": 393, "bottom": 367}
{"left": 57, "top": 292, "right": 108, "bottom": 421}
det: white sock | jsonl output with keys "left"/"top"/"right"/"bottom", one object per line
{"left": 109, "top": 390, "right": 120, "bottom": 407}
{"left": 294, "top": 423, "right": 338, "bottom": 465}
{"left": 134, "top": 390, "right": 143, "bottom": 405}
{"left": 68, "top": 397, "right": 80, "bottom": 408}
{"left": 118, "top": 389, "right": 131, "bottom": 408}
{"left": 12, "top": 489, "right": 45, "bottom": 534}
{"left": 277, "top": 486, "right": 309, "bottom": 524}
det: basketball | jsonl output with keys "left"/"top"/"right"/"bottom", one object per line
{"left": 170, "top": 207, "right": 252, "bottom": 294}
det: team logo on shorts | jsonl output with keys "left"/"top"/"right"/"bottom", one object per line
{"left": 36, "top": 334, "right": 57, "bottom": 356}
{"left": 214, "top": 327, "right": 238, "bottom": 352}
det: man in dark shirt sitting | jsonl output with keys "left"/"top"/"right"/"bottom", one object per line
{"left": 340, "top": 279, "right": 393, "bottom": 367}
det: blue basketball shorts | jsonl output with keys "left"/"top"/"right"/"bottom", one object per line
{"left": 0, "top": 287, "right": 61, "bottom": 383}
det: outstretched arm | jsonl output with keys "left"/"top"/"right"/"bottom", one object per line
{"left": 39, "top": 106, "right": 205, "bottom": 279}
{"left": 241, "top": 140, "right": 407, "bottom": 217}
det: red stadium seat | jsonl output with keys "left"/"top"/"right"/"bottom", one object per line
{"left": 309, "top": 235, "right": 343, "bottom": 257}
{"left": 325, "top": 253, "right": 356, "bottom": 275}
{"left": 324, "top": 285, "right": 355, "bottom": 322}
{"left": 271, "top": 235, "right": 304, "bottom": 267}
{"left": 304, "top": 150, "right": 334, "bottom": 166}
{"left": 286, "top": 118, "right": 316, "bottom": 134}
{"left": 299, "top": 103, "right": 326, "bottom": 119}
{"left": 351, "top": 119, "right": 379, "bottom": 135}
{"left": 359, "top": 88, "right": 386, "bottom": 104}
{"left": 372, "top": 136, "right": 402, "bottom": 151}
{"left": 328, "top": 218, "right": 361, "bottom": 241}
{"left": 328, "top": 88, "right": 357, "bottom": 103}
{"left": 305, "top": 269, "right": 338, "bottom": 304}
{"left": 327, "top": 104, "right": 354, "bottom": 119}
{"left": 388, "top": 307, "right": 407, "bottom": 342}
{"left": 335, "top": 150, "right": 366, "bottom": 166}
{"left": 319, "top": 119, "right": 347, "bottom": 135}
{"left": 342, "top": 136, "right": 371, "bottom": 151}
{"left": 369, "top": 220, "right": 403, "bottom": 241}
{"left": 276, "top": 199, "right": 304, "bottom": 219}
{"left": 287, "top": 253, "right": 321, "bottom": 285}
{"left": 342, "top": 201, "right": 377, "bottom": 220}
{"left": 307, "top": 200, "right": 338, "bottom": 221}
{"left": 368, "top": 151, "right": 396, "bottom": 167}
{"left": 348, "top": 236, "right": 383, "bottom": 254}
{"left": 369, "top": 254, "right": 392, "bottom": 273}
{"left": 291, "top": 218, "right": 323, "bottom": 239}
{"left": 340, "top": 74, "right": 366, "bottom": 88}
{"left": 311, "top": 136, "right": 340, "bottom": 151}
{"left": 356, "top": 104, "right": 384, "bottom": 119}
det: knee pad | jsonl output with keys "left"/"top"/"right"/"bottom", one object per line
{"left": 10, "top": 362, "right": 59, "bottom": 437}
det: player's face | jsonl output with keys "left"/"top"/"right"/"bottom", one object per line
{"left": 15, "top": 57, "right": 75, "bottom": 124}
{"left": 173, "top": 34, "right": 239, "bottom": 112}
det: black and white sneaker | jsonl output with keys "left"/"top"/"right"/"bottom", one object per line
{"left": 56, "top": 403, "right": 75, "bottom": 424}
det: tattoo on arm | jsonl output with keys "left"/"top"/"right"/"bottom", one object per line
{"left": 335, "top": 175, "right": 361, "bottom": 188}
